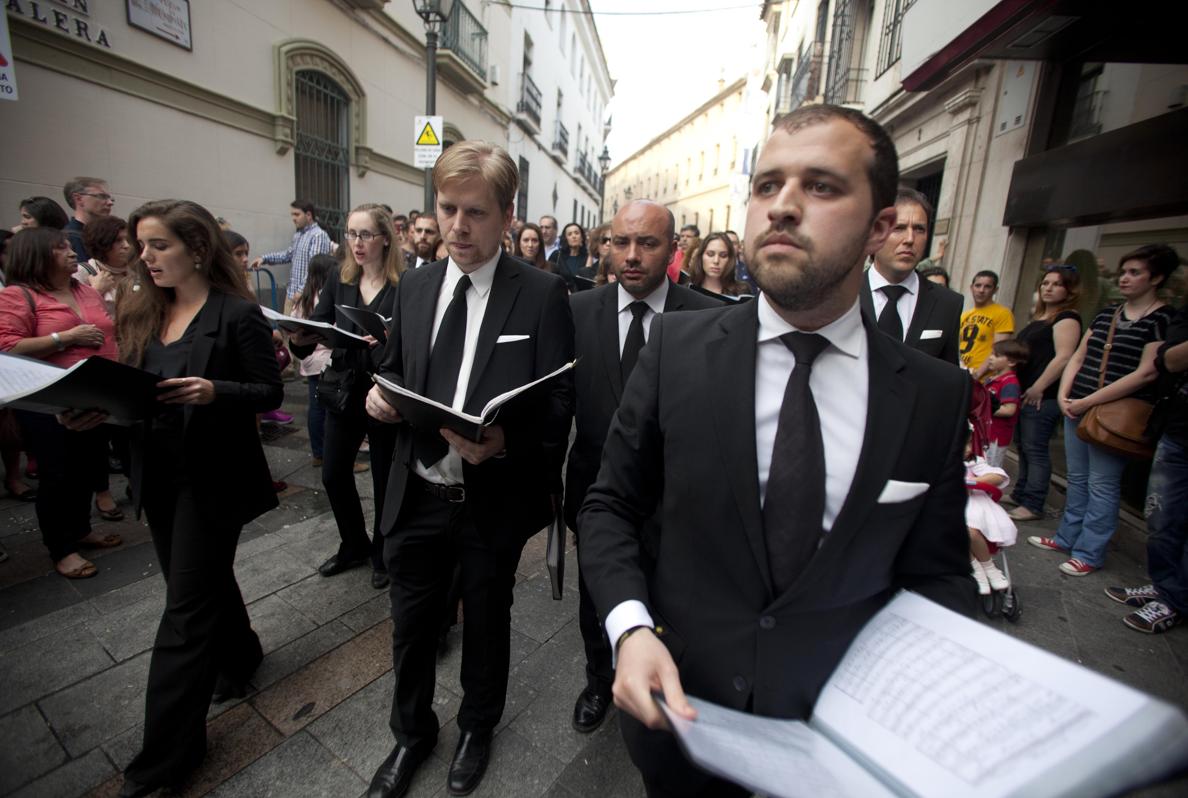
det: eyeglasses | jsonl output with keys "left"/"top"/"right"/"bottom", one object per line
{"left": 79, "top": 192, "right": 113, "bottom": 202}
{"left": 601, "top": 237, "right": 612, "bottom": 244}
{"left": 344, "top": 231, "right": 383, "bottom": 242}
{"left": 1045, "top": 264, "right": 1077, "bottom": 273}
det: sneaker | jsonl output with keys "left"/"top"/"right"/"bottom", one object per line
{"left": 1123, "top": 601, "right": 1181, "bottom": 634}
{"left": 1104, "top": 584, "right": 1159, "bottom": 608}
{"left": 1008, "top": 506, "right": 1043, "bottom": 522}
{"left": 970, "top": 560, "right": 991, "bottom": 595}
{"left": 262, "top": 410, "right": 293, "bottom": 425}
{"left": 1058, "top": 557, "right": 1096, "bottom": 576}
{"left": 982, "top": 560, "right": 1010, "bottom": 591}
{"left": 1027, "top": 536, "right": 1068, "bottom": 553}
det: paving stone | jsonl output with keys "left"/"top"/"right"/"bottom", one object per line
{"left": 552, "top": 717, "right": 647, "bottom": 798}
{"left": 65, "top": 541, "right": 160, "bottom": 600}
{"left": 85, "top": 592, "right": 165, "bottom": 662}
{"left": 506, "top": 624, "right": 597, "bottom": 762}
{"left": 86, "top": 574, "right": 162, "bottom": 615}
{"left": 38, "top": 651, "right": 151, "bottom": 757}
{"left": 248, "top": 593, "right": 319, "bottom": 655}
{"left": 0, "top": 600, "right": 100, "bottom": 652}
{"left": 253, "top": 487, "right": 339, "bottom": 530}
{"left": 233, "top": 545, "right": 315, "bottom": 605}
{"left": 234, "top": 531, "right": 287, "bottom": 563}
{"left": 275, "top": 567, "right": 380, "bottom": 625}
{"left": 0, "top": 626, "right": 114, "bottom": 715}
{"left": 206, "top": 730, "right": 366, "bottom": 798}
{"left": 168, "top": 702, "right": 285, "bottom": 797}
{"left": 99, "top": 723, "right": 141, "bottom": 773}
{"left": 251, "top": 621, "right": 392, "bottom": 736}
{"left": 306, "top": 670, "right": 456, "bottom": 794}
{"left": 275, "top": 460, "right": 326, "bottom": 491}
{"left": 10, "top": 748, "right": 114, "bottom": 798}
{"left": 0, "top": 705, "right": 68, "bottom": 794}
{"left": 252, "top": 621, "right": 356, "bottom": 690}
{"left": 435, "top": 725, "right": 566, "bottom": 798}
{"left": 0, "top": 573, "right": 85, "bottom": 632}
{"left": 339, "top": 592, "right": 392, "bottom": 633}
{"left": 263, "top": 444, "right": 310, "bottom": 483}
{"left": 510, "top": 568, "right": 581, "bottom": 644}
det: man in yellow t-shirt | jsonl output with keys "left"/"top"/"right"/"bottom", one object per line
{"left": 960, "top": 270, "right": 1015, "bottom": 378}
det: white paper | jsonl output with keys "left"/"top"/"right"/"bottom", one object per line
{"left": 658, "top": 697, "right": 895, "bottom": 798}
{"left": 261, "top": 306, "right": 369, "bottom": 342}
{"left": 0, "top": 355, "right": 71, "bottom": 401}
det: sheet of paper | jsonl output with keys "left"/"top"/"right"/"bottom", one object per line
{"left": 0, "top": 354, "right": 68, "bottom": 401}
{"left": 812, "top": 592, "right": 1169, "bottom": 798}
{"left": 658, "top": 696, "right": 896, "bottom": 798}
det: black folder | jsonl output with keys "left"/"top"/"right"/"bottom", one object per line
{"left": 0, "top": 353, "right": 160, "bottom": 425}
{"left": 336, "top": 304, "right": 390, "bottom": 344}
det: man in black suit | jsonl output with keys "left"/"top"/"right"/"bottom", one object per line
{"left": 364, "top": 141, "right": 575, "bottom": 798}
{"left": 579, "top": 105, "right": 974, "bottom": 796}
{"left": 404, "top": 213, "right": 441, "bottom": 270}
{"left": 860, "top": 188, "right": 962, "bottom": 363}
{"left": 565, "top": 200, "right": 719, "bottom": 735}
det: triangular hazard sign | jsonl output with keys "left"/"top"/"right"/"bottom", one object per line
{"left": 416, "top": 122, "right": 440, "bottom": 146}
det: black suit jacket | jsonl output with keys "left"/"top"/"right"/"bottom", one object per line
{"left": 130, "top": 290, "right": 284, "bottom": 527}
{"left": 376, "top": 255, "right": 575, "bottom": 544}
{"left": 861, "top": 270, "right": 963, "bottom": 364}
{"left": 564, "top": 281, "right": 719, "bottom": 532}
{"left": 579, "top": 299, "right": 973, "bottom": 721}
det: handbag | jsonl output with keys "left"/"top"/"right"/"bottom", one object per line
{"left": 315, "top": 364, "right": 357, "bottom": 414}
{"left": 1075, "top": 306, "right": 1156, "bottom": 459}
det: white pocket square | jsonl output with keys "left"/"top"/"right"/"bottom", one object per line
{"left": 496, "top": 334, "right": 530, "bottom": 343}
{"left": 920, "top": 329, "right": 943, "bottom": 340}
{"left": 877, "top": 480, "right": 930, "bottom": 503}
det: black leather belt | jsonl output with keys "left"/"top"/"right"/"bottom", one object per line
{"left": 419, "top": 478, "right": 466, "bottom": 503}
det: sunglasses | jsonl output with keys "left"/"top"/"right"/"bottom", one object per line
{"left": 1045, "top": 264, "right": 1077, "bottom": 273}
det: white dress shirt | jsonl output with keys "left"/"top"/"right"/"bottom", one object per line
{"left": 413, "top": 253, "right": 500, "bottom": 486}
{"left": 544, "top": 241, "right": 560, "bottom": 260}
{"left": 867, "top": 266, "right": 920, "bottom": 340}
{"left": 604, "top": 296, "right": 871, "bottom": 657}
{"left": 615, "top": 279, "right": 670, "bottom": 355}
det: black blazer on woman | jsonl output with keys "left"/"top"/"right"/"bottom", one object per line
{"left": 129, "top": 290, "right": 283, "bottom": 528}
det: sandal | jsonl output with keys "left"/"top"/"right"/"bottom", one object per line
{"left": 94, "top": 499, "right": 124, "bottom": 522}
{"left": 79, "top": 531, "right": 123, "bottom": 549}
{"left": 56, "top": 559, "right": 98, "bottom": 579}
{"left": 6, "top": 485, "right": 37, "bottom": 502}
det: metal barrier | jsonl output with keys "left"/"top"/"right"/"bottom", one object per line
{"left": 253, "top": 267, "right": 279, "bottom": 311}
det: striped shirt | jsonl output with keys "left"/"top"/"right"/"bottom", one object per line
{"left": 260, "top": 222, "right": 333, "bottom": 298}
{"left": 1070, "top": 303, "right": 1173, "bottom": 402}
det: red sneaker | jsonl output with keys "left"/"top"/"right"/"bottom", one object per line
{"left": 1059, "top": 558, "right": 1096, "bottom": 576}
{"left": 1026, "top": 536, "right": 1068, "bottom": 553}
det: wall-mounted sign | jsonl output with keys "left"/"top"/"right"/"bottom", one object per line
{"left": 414, "top": 115, "right": 444, "bottom": 168}
{"left": 126, "top": 0, "right": 191, "bottom": 50}
{"left": 0, "top": 10, "right": 18, "bottom": 101}
{"left": 6, "top": 0, "right": 112, "bottom": 49}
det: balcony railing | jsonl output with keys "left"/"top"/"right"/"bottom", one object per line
{"left": 575, "top": 151, "right": 603, "bottom": 195}
{"left": 441, "top": 2, "right": 487, "bottom": 79}
{"left": 1069, "top": 89, "right": 1106, "bottom": 140}
{"left": 788, "top": 41, "right": 824, "bottom": 112}
{"left": 517, "top": 73, "right": 542, "bottom": 128}
{"left": 824, "top": 65, "right": 864, "bottom": 106}
{"left": 553, "top": 119, "right": 569, "bottom": 158}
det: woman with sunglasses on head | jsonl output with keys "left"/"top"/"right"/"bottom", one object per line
{"left": 1007, "top": 264, "right": 1083, "bottom": 522}
{"left": 1029, "top": 245, "right": 1179, "bottom": 576}
{"left": 289, "top": 203, "right": 404, "bottom": 590}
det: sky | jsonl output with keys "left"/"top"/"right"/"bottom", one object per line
{"left": 586, "top": 0, "right": 767, "bottom": 167}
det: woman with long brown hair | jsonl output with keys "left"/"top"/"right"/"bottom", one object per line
{"left": 66, "top": 199, "right": 283, "bottom": 796}
{"left": 689, "top": 232, "right": 748, "bottom": 297}
{"left": 290, "top": 203, "right": 404, "bottom": 589}
{"left": 1007, "top": 265, "right": 1083, "bottom": 521}
{"left": 514, "top": 221, "right": 549, "bottom": 271}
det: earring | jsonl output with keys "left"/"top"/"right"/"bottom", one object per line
{"left": 194, "top": 260, "right": 202, "bottom": 270}
{"left": 132, "top": 280, "right": 142, "bottom": 292}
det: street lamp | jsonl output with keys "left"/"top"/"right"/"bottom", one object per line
{"left": 598, "top": 145, "right": 611, "bottom": 223}
{"left": 412, "top": 0, "right": 455, "bottom": 213}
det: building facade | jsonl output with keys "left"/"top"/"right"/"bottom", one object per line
{"left": 502, "top": 0, "right": 612, "bottom": 231}
{"left": 2, "top": 0, "right": 612, "bottom": 292}
{"left": 602, "top": 77, "right": 766, "bottom": 237}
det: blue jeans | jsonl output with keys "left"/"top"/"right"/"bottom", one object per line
{"left": 1147, "top": 435, "right": 1188, "bottom": 612}
{"left": 1012, "top": 399, "right": 1063, "bottom": 513}
{"left": 1053, "top": 417, "right": 1129, "bottom": 567}
{"left": 307, "top": 375, "right": 326, "bottom": 459}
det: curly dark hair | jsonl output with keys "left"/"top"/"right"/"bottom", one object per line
{"left": 83, "top": 216, "right": 128, "bottom": 265}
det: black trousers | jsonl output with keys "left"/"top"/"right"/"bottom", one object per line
{"left": 620, "top": 712, "right": 750, "bottom": 798}
{"left": 576, "top": 531, "right": 613, "bottom": 696}
{"left": 384, "top": 475, "right": 526, "bottom": 752}
{"left": 125, "top": 470, "right": 260, "bottom": 786}
{"left": 321, "top": 393, "right": 396, "bottom": 571}
{"left": 14, "top": 410, "right": 103, "bottom": 562}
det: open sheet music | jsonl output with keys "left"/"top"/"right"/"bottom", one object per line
{"left": 261, "top": 306, "right": 371, "bottom": 349}
{"left": 656, "top": 592, "right": 1188, "bottom": 798}
{"left": 0, "top": 353, "right": 160, "bottom": 425}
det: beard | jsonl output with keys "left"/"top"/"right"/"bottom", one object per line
{"left": 748, "top": 228, "right": 866, "bottom": 311}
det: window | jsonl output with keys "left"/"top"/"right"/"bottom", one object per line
{"left": 523, "top": 33, "right": 533, "bottom": 74}
{"left": 875, "top": 0, "right": 913, "bottom": 77}
{"left": 714, "top": 144, "right": 720, "bottom": 176}
{"left": 294, "top": 70, "right": 349, "bottom": 242}
{"left": 517, "top": 157, "right": 530, "bottom": 221}
{"left": 559, "top": 5, "right": 566, "bottom": 49}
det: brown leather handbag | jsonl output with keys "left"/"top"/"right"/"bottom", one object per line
{"left": 1075, "top": 307, "right": 1156, "bottom": 459}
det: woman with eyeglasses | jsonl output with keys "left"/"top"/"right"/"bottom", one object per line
{"left": 1007, "top": 264, "right": 1083, "bottom": 522}
{"left": 1028, "top": 245, "right": 1178, "bottom": 576}
{"left": 289, "top": 203, "right": 404, "bottom": 589}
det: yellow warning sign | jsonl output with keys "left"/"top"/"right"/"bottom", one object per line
{"left": 416, "top": 122, "right": 440, "bottom": 146}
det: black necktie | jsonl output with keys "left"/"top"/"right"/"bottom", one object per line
{"left": 763, "top": 332, "right": 830, "bottom": 594}
{"left": 418, "top": 274, "right": 471, "bottom": 467}
{"left": 620, "top": 301, "right": 649, "bottom": 383}
{"left": 877, "top": 284, "right": 908, "bottom": 341}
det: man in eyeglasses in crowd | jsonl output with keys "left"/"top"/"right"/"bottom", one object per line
{"left": 62, "top": 176, "right": 115, "bottom": 262}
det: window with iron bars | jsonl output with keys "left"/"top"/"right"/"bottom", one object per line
{"left": 875, "top": 0, "right": 915, "bottom": 78}
{"left": 294, "top": 70, "right": 349, "bottom": 243}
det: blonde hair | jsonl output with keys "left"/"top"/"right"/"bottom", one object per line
{"left": 340, "top": 203, "right": 405, "bottom": 286}
{"left": 433, "top": 141, "right": 518, "bottom": 211}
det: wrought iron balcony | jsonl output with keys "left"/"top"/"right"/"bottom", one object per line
{"left": 575, "top": 151, "right": 603, "bottom": 195}
{"left": 552, "top": 120, "right": 569, "bottom": 158}
{"left": 516, "top": 73, "right": 542, "bottom": 131}
{"left": 438, "top": 2, "right": 487, "bottom": 92}
{"left": 788, "top": 41, "right": 824, "bottom": 112}
{"left": 823, "top": 64, "right": 864, "bottom": 106}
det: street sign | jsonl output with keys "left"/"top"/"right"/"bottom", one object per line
{"left": 414, "top": 115, "right": 444, "bottom": 168}
{"left": 0, "top": 10, "right": 18, "bottom": 102}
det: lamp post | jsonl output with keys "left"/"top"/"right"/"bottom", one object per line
{"left": 597, "top": 145, "right": 611, "bottom": 224}
{"left": 412, "top": 0, "right": 455, "bottom": 214}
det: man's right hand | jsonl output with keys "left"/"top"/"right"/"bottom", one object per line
{"left": 365, "top": 384, "right": 402, "bottom": 424}
{"left": 612, "top": 628, "right": 696, "bottom": 729}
